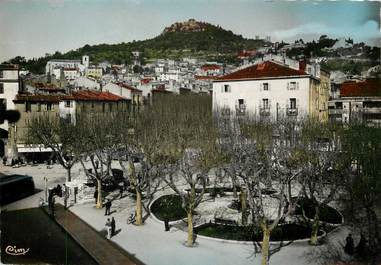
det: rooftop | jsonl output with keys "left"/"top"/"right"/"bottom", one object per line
{"left": 69, "top": 90, "right": 128, "bottom": 102}
{"left": 114, "top": 82, "right": 142, "bottom": 93}
{"left": 340, "top": 79, "right": 381, "bottom": 97}
{"left": 14, "top": 93, "right": 62, "bottom": 103}
{"left": 215, "top": 61, "right": 308, "bottom": 82}
{"left": 0, "top": 64, "right": 19, "bottom": 70}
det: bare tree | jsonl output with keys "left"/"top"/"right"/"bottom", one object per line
{"left": 76, "top": 114, "right": 117, "bottom": 209}
{"left": 236, "top": 117, "right": 306, "bottom": 265}
{"left": 27, "top": 114, "right": 79, "bottom": 182}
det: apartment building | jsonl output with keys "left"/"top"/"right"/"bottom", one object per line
{"left": 212, "top": 60, "right": 330, "bottom": 122}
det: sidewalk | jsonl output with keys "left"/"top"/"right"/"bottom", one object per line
{"left": 54, "top": 204, "right": 144, "bottom": 265}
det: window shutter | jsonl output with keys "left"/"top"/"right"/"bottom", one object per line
{"left": 296, "top": 82, "right": 299, "bottom": 90}
{"left": 296, "top": 99, "right": 300, "bottom": 108}
{"left": 269, "top": 99, "right": 272, "bottom": 109}
{"left": 268, "top": 83, "right": 271, "bottom": 91}
{"left": 287, "top": 82, "right": 290, "bottom": 90}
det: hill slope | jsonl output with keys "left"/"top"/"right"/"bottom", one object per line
{"left": 5, "top": 19, "right": 265, "bottom": 73}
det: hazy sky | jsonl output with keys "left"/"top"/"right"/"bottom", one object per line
{"left": 0, "top": 0, "right": 380, "bottom": 61}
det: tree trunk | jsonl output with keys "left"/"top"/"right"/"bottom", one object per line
{"left": 187, "top": 210, "right": 194, "bottom": 247}
{"left": 67, "top": 167, "right": 72, "bottom": 182}
{"left": 310, "top": 206, "right": 320, "bottom": 245}
{"left": 96, "top": 179, "right": 102, "bottom": 209}
{"left": 261, "top": 227, "right": 271, "bottom": 265}
{"left": 232, "top": 176, "right": 237, "bottom": 198}
{"left": 240, "top": 190, "right": 247, "bottom": 225}
{"left": 136, "top": 189, "right": 143, "bottom": 225}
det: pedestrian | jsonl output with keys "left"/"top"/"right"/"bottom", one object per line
{"left": 63, "top": 184, "right": 69, "bottom": 209}
{"left": 105, "top": 200, "right": 112, "bottom": 216}
{"left": 344, "top": 233, "right": 354, "bottom": 255}
{"left": 105, "top": 218, "right": 111, "bottom": 238}
{"left": 56, "top": 184, "right": 62, "bottom": 197}
{"left": 119, "top": 185, "right": 123, "bottom": 198}
{"left": 356, "top": 233, "right": 367, "bottom": 257}
{"left": 94, "top": 189, "right": 98, "bottom": 205}
{"left": 111, "top": 217, "right": 116, "bottom": 237}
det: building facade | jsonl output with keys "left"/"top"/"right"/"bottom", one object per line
{"left": 0, "top": 64, "right": 20, "bottom": 158}
{"left": 328, "top": 79, "right": 381, "bottom": 126}
{"left": 212, "top": 60, "right": 330, "bottom": 122}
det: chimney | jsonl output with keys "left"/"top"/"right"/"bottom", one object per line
{"left": 299, "top": 60, "right": 307, "bottom": 72}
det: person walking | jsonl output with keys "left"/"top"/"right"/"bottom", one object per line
{"left": 119, "top": 185, "right": 124, "bottom": 199}
{"left": 63, "top": 184, "right": 69, "bottom": 209}
{"left": 344, "top": 233, "right": 354, "bottom": 255}
{"left": 104, "top": 200, "right": 112, "bottom": 216}
{"left": 111, "top": 217, "right": 116, "bottom": 237}
{"left": 105, "top": 218, "right": 111, "bottom": 239}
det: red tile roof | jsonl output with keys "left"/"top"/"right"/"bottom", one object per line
{"left": 340, "top": 79, "right": 381, "bottom": 97}
{"left": 201, "top": 65, "right": 221, "bottom": 71}
{"left": 237, "top": 49, "right": 257, "bottom": 58}
{"left": 67, "top": 90, "right": 127, "bottom": 102}
{"left": 14, "top": 94, "right": 61, "bottom": 103}
{"left": 215, "top": 61, "right": 308, "bottom": 82}
{"left": 115, "top": 82, "right": 142, "bottom": 93}
{"left": 140, "top": 78, "right": 152, "bottom": 84}
{"left": 194, "top": 75, "right": 220, "bottom": 80}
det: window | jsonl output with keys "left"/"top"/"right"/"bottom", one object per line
{"left": 65, "top": 100, "right": 71, "bottom": 108}
{"left": 91, "top": 102, "right": 95, "bottom": 109}
{"left": 238, "top": 99, "right": 245, "bottom": 107}
{"left": 0, "top": 71, "right": 3, "bottom": 78}
{"left": 0, "top": 83, "right": 3, "bottom": 94}
{"left": 263, "top": 98, "right": 269, "bottom": 109}
{"left": 25, "top": 102, "right": 31, "bottom": 112}
{"left": 223, "top": 85, "right": 231, "bottom": 93}
{"left": 109, "top": 103, "right": 113, "bottom": 112}
{"left": 66, "top": 113, "right": 71, "bottom": 122}
{"left": 47, "top": 103, "right": 52, "bottom": 111}
{"left": 290, "top": 98, "right": 296, "bottom": 109}
{"left": 37, "top": 103, "right": 41, "bottom": 112}
{"left": 263, "top": 83, "right": 269, "bottom": 91}
{"left": 102, "top": 103, "right": 105, "bottom": 113}
{"left": 288, "top": 82, "right": 297, "bottom": 90}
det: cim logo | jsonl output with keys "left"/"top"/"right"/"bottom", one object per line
{"left": 5, "top": 245, "right": 30, "bottom": 256}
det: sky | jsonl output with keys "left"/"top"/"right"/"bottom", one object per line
{"left": 0, "top": 0, "right": 380, "bottom": 62}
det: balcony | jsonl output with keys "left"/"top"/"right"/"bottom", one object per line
{"left": 221, "top": 108, "right": 231, "bottom": 116}
{"left": 235, "top": 104, "right": 246, "bottom": 115}
{"left": 286, "top": 107, "right": 298, "bottom": 116}
{"left": 328, "top": 108, "right": 345, "bottom": 115}
{"left": 259, "top": 107, "right": 270, "bottom": 116}
{"left": 362, "top": 107, "right": 381, "bottom": 114}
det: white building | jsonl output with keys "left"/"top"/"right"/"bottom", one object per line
{"left": 0, "top": 64, "right": 20, "bottom": 134}
{"left": 103, "top": 82, "right": 143, "bottom": 105}
{"left": 213, "top": 60, "right": 330, "bottom": 122}
{"left": 45, "top": 55, "right": 89, "bottom": 74}
{"left": 72, "top": 76, "right": 100, "bottom": 90}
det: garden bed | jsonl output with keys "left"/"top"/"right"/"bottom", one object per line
{"left": 295, "top": 198, "right": 343, "bottom": 225}
{"left": 150, "top": 194, "right": 187, "bottom": 221}
{"left": 195, "top": 223, "right": 324, "bottom": 242}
